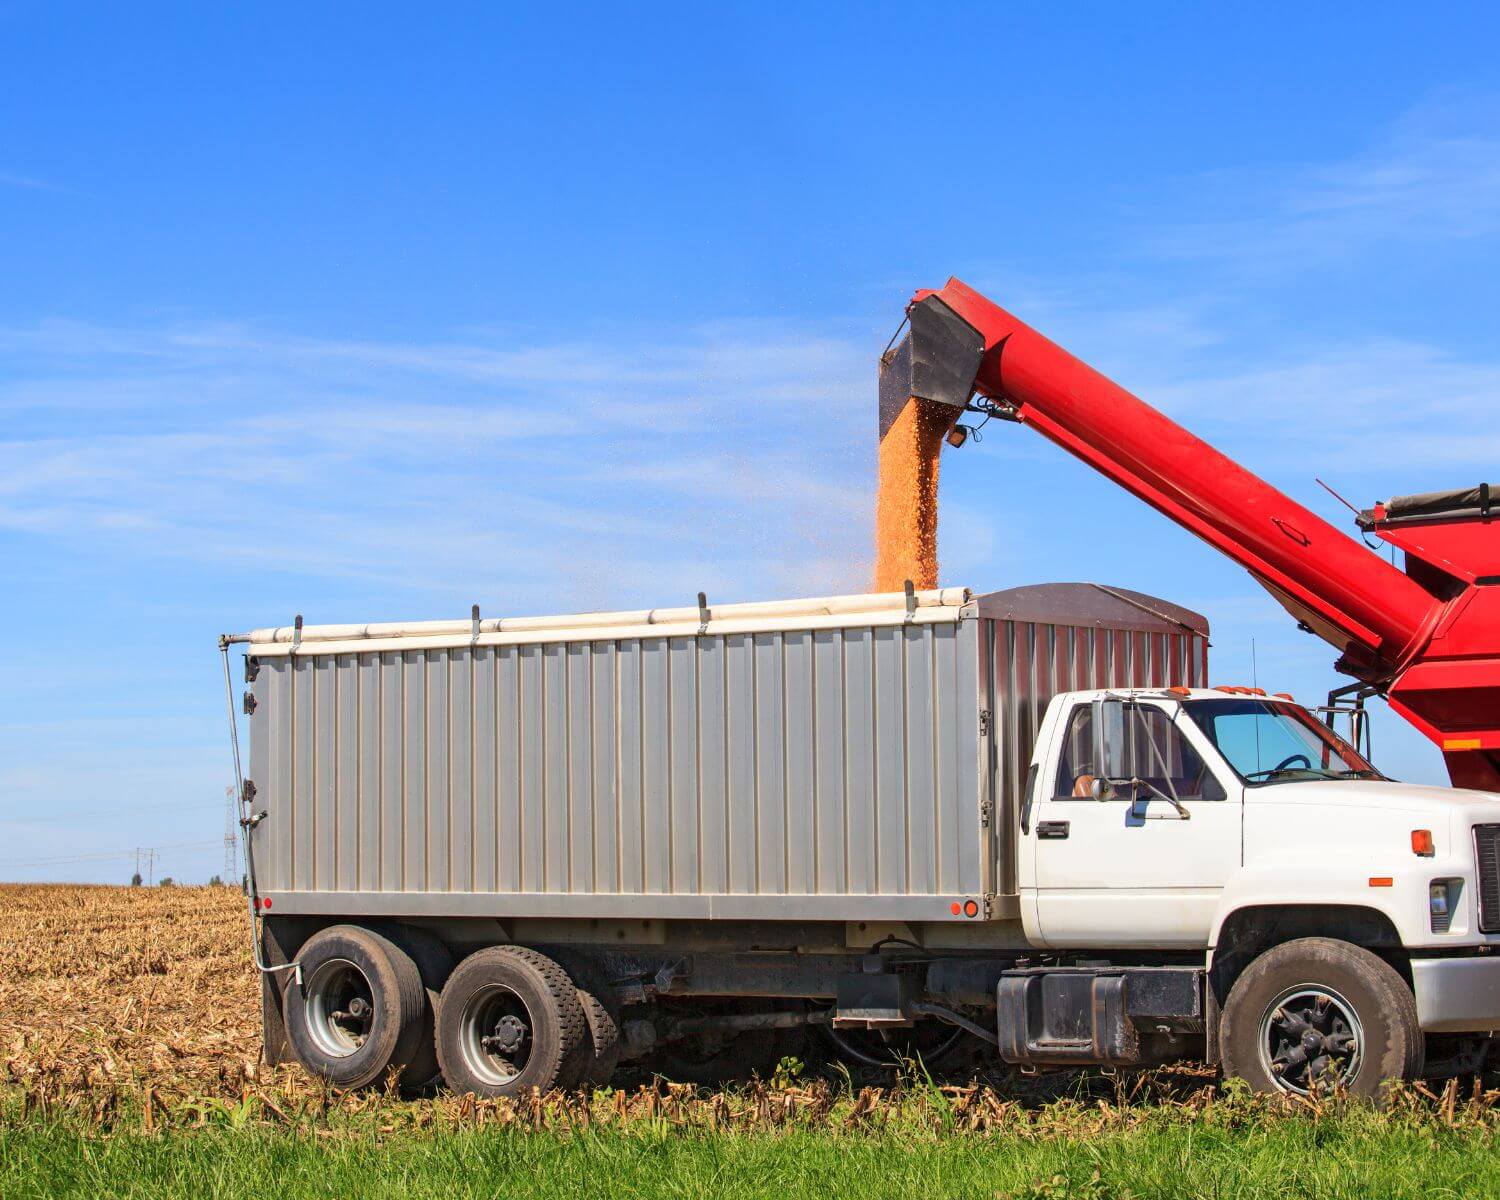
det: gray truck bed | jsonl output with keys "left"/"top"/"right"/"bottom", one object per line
{"left": 237, "top": 584, "right": 1206, "bottom": 922}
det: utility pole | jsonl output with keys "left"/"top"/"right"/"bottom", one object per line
{"left": 131, "top": 846, "right": 157, "bottom": 885}
{"left": 223, "top": 784, "right": 238, "bottom": 883}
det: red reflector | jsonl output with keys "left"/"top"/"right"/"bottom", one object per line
{"left": 262, "top": 897, "right": 273, "bottom": 909}
{"left": 963, "top": 899, "right": 979, "bottom": 918}
{"left": 1411, "top": 829, "right": 1434, "bottom": 857}
{"left": 950, "top": 902, "right": 962, "bottom": 916}
{"left": 1368, "top": 877, "right": 1393, "bottom": 888}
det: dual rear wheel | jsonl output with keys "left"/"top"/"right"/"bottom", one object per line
{"left": 284, "top": 925, "right": 431, "bottom": 1091}
{"left": 285, "top": 929, "right": 613, "bottom": 1097}
{"left": 435, "top": 945, "right": 599, "bottom": 1096}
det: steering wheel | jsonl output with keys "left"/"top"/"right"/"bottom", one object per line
{"left": 1246, "top": 752, "right": 1311, "bottom": 780}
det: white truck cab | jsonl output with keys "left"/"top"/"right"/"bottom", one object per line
{"left": 1019, "top": 687, "right": 1500, "bottom": 1092}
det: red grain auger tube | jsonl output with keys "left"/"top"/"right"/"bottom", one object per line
{"left": 880, "top": 277, "right": 1500, "bottom": 790}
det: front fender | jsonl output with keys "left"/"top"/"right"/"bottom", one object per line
{"left": 1207, "top": 856, "right": 1441, "bottom": 953}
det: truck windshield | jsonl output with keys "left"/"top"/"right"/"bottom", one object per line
{"left": 1183, "top": 698, "right": 1382, "bottom": 785}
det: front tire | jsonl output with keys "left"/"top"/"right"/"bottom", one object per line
{"left": 284, "top": 924, "right": 427, "bottom": 1089}
{"left": 436, "top": 946, "right": 588, "bottom": 1097}
{"left": 1220, "top": 937, "right": 1422, "bottom": 1097}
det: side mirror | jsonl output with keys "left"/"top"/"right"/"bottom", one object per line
{"left": 1089, "top": 776, "right": 1116, "bottom": 801}
{"left": 1090, "top": 696, "right": 1129, "bottom": 783}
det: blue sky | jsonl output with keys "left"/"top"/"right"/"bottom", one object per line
{"left": 4, "top": 4, "right": 1499, "bottom": 882}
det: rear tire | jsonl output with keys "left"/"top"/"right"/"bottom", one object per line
{"left": 385, "top": 924, "right": 454, "bottom": 1095}
{"left": 436, "top": 946, "right": 588, "bottom": 1097}
{"left": 1219, "top": 937, "right": 1422, "bottom": 1098}
{"left": 284, "top": 924, "right": 426, "bottom": 1090}
{"left": 576, "top": 989, "right": 622, "bottom": 1086}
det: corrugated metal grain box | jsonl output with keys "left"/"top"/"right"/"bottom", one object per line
{"left": 238, "top": 584, "right": 1207, "bottom": 922}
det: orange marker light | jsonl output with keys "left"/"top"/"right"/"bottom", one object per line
{"left": 1411, "top": 829, "right": 1434, "bottom": 857}
{"left": 1368, "top": 877, "right": 1394, "bottom": 888}
{"left": 963, "top": 899, "right": 980, "bottom": 918}
{"left": 950, "top": 902, "right": 962, "bottom": 916}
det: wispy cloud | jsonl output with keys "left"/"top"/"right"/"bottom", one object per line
{"left": 1144, "top": 93, "right": 1500, "bottom": 270}
{"left": 0, "top": 318, "right": 878, "bottom": 611}
{"left": 0, "top": 170, "right": 73, "bottom": 195}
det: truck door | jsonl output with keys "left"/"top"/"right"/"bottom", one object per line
{"left": 1028, "top": 698, "right": 1241, "bottom": 948}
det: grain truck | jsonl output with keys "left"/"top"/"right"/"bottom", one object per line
{"left": 223, "top": 581, "right": 1500, "bottom": 1099}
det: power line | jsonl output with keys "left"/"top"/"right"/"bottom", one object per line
{"left": 11, "top": 799, "right": 223, "bottom": 825}
{"left": 0, "top": 840, "right": 220, "bottom": 870}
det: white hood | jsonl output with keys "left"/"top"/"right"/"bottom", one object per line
{"left": 1247, "top": 778, "right": 1500, "bottom": 817}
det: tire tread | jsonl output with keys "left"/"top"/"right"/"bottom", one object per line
{"left": 1220, "top": 936, "right": 1421, "bottom": 1098}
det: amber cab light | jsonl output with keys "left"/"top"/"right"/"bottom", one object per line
{"left": 1411, "top": 829, "right": 1435, "bottom": 857}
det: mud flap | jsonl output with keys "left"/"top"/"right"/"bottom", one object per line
{"left": 259, "top": 919, "right": 293, "bottom": 1067}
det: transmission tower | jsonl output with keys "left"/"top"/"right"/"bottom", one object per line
{"left": 223, "top": 784, "right": 238, "bottom": 882}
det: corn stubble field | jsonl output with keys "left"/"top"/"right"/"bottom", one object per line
{"left": 3, "top": 884, "right": 1499, "bottom": 1199}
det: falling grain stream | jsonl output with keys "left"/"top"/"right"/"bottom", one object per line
{"left": 874, "top": 396, "right": 956, "bottom": 593}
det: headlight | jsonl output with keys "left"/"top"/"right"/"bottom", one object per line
{"left": 1430, "top": 879, "right": 1461, "bottom": 933}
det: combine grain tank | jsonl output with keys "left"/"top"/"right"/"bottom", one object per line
{"left": 239, "top": 584, "right": 1207, "bottom": 923}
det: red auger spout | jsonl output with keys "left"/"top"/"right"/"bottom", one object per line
{"left": 880, "top": 277, "right": 1500, "bottom": 790}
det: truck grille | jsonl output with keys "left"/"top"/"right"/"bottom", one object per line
{"left": 1477, "top": 825, "right": 1500, "bottom": 934}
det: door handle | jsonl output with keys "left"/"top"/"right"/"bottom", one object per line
{"left": 1037, "top": 820, "right": 1070, "bottom": 840}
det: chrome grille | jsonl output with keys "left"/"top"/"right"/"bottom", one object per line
{"left": 1476, "top": 825, "right": 1500, "bottom": 935}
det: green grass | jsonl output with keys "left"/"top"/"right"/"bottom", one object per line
{"left": 3, "top": 1113, "right": 1497, "bottom": 1200}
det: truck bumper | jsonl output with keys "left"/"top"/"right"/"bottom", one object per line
{"left": 1412, "top": 956, "right": 1500, "bottom": 1033}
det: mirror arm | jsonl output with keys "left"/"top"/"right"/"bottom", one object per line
{"left": 1129, "top": 779, "right": 1191, "bottom": 819}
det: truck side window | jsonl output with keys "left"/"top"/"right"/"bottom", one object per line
{"left": 1055, "top": 703, "right": 1224, "bottom": 802}
{"left": 1130, "top": 707, "right": 1224, "bottom": 802}
{"left": 1054, "top": 705, "right": 1098, "bottom": 798}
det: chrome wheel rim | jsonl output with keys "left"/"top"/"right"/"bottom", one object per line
{"left": 459, "top": 984, "right": 535, "bottom": 1086}
{"left": 303, "top": 957, "right": 375, "bottom": 1059}
{"left": 1258, "top": 984, "right": 1363, "bottom": 1093}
